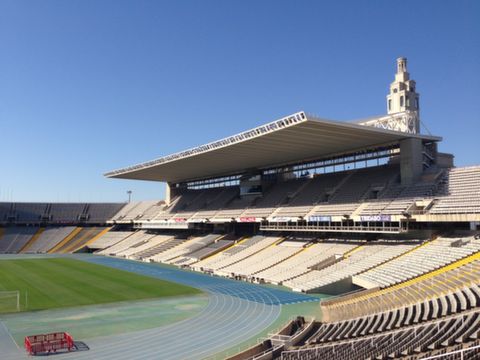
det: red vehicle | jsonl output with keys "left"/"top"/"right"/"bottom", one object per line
{"left": 24, "top": 332, "right": 74, "bottom": 355}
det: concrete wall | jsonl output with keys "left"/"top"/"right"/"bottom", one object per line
{"left": 437, "top": 152, "right": 455, "bottom": 168}
{"left": 400, "top": 138, "right": 423, "bottom": 185}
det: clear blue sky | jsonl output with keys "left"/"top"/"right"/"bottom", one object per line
{"left": 1, "top": 0, "right": 479, "bottom": 203}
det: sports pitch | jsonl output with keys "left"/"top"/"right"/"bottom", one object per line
{"left": 0, "top": 257, "right": 201, "bottom": 313}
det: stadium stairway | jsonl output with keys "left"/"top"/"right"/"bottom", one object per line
{"left": 60, "top": 228, "right": 97, "bottom": 253}
{"left": 342, "top": 243, "right": 365, "bottom": 258}
{"left": 19, "top": 227, "right": 44, "bottom": 253}
{"left": 76, "top": 227, "right": 111, "bottom": 252}
{"left": 350, "top": 202, "right": 369, "bottom": 218}
{"left": 48, "top": 227, "right": 82, "bottom": 253}
{"left": 194, "top": 235, "right": 237, "bottom": 261}
{"left": 191, "top": 236, "right": 248, "bottom": 268}
{"left": 58, "top": 227, "right": 106, "bottom": 254}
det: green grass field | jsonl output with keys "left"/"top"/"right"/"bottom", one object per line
{"left": 0, "top": 258, "right": 201, "bottom": 313}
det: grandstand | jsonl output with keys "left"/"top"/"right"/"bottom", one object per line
{"left": 22, "top": 226, "right": 77, "bottom": 253}
{"left": 97, "top": 230, "right": 156, "bottom": 256}
{"left": 0, "top": 227, "right": 38, "bottom": 254}
{"left": 217, "top": 239, "right": 306, "bottom": 279}
{"left": 255, "top": 241, "right": 356, "bottom": 285}
{"left": 0, "top": 57, "right": 479, "bottom": 359}
{"left": 353, "top": 236, "right": 480, "bottom": 289}
{"left": 0, "top": 202, "right": 124, "bottom": 225}
{"left": 284, "top": 241, "right": 417, "bottom": 292}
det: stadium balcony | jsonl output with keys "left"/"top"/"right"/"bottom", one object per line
{"left": 0, "top": 201, "right": 125, "bottom": 225}
{"left": 107, "top": 164, "right": 480, "bottom": 235}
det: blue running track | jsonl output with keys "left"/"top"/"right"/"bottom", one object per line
{"left": 1, "top": 256, "right": 319, "bottom": 360}
{"left": 84, "top": 256, "right": 318, "bottom": 305}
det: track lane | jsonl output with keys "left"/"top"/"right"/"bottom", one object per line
{"left": 3, "top": 256, "right": 318, "bottom": 360}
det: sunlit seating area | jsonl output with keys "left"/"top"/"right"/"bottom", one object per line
{"left": 255, "top": 242, "right": 355, "bottom": 285}
{"left": 97, "top": 230, "right": 155, "bottom": 256}
{"left": 353, "top": 236, "right": 480, "bottom": 289}
{"left": 192, "top": 236, "right": 280, "bottom": 273}
{"left": 24, "top": 226, "right": 76, "bottom": 253}
{"left": 148, "top": 234, "right": 220, "bottom": 263}
{"left": 285, "top": 242, "right": 416, "bottom": 292}
{"left": 218, "top": 240, "right": 307, "bottom": 278}
{"left": 430, "top": 166, "right": 480, "bottom": 214}
{"left": 281, "top": 257, "right": 480, "bottom": 360}
{"left": 0, "top": 227, "right": 37, "bottom": 253}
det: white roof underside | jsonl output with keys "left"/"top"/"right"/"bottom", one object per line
{"left": 105, "top": 111, "right": 441, "bottom": 183}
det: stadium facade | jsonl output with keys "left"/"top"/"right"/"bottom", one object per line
{"left": 102, "top": 57, "right": 478, "bottom": 236}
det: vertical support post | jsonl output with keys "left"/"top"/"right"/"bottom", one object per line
{"left": 165, "top": 182, "right": 172, "bottom": 206}
{"left": 400, "top": 138, "right": 423, "bottom": 185}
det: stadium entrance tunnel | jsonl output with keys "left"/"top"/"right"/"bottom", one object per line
{"left": 305, "top": 277, "right": 363, "bottom": 296}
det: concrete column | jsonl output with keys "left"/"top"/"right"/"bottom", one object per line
{"left": 400, "top": 138, "right": 423, "bottom": 185}
{"left": 165, "top": 183, "right": 172, "bottom": 206}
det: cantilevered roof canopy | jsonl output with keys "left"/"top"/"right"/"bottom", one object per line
{"left": 105, "top": 111, "right": 441, "bottom": 183}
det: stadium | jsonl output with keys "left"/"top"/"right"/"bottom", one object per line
{"left": 1, "top": 57, "right": 479, "bottom": 360}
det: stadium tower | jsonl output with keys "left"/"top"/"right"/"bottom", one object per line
{"left": 387, "top": 57, "right": 420, "bottom": 132}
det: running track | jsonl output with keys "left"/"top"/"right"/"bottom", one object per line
{"left": 1, "top": 256, "right": 318, "bottom": 360}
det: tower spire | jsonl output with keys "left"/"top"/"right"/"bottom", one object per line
{"left": 396, "top": 57, "right": 408, "bottom": 75}
{"left": 387, "top": 57, "right": 420, "bottom": 116}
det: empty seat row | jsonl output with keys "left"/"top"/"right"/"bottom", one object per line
{"left": 354, "top": 237, "right": 480, "bottom": 289}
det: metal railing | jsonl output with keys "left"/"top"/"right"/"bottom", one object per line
{"left": 280, "top": 339, "right": 480, "bottom": 360}
{"left": 420, "top": 343, "right": 480, "bottom": 359}
{"left": 260, "top": 223, "right": 405, "bottom": 233}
